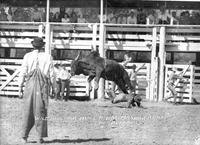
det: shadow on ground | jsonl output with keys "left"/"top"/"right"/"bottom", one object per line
{"left": 45, "top": 138, "right": 111, "bottom": 144}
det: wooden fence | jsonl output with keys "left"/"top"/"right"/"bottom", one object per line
{"left": 0, "top": 22, "right": 152, "bottom": 100}
{"left": 0, "top": 59, "right": 150, "bottom": 100}
{"left": 1, "top": 22, "right": 200, "bottom": 102}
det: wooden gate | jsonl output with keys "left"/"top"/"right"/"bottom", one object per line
{"left": 164, "top": 64, "right": 194, "bottom": 103}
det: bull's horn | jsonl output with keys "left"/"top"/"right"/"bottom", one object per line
{"left": 75, "top": 51, "right": 81, "bottom": 61}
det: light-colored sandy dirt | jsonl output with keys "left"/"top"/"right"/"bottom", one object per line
{"left": 0, "top": 97, "right": 200, "bottom": 145}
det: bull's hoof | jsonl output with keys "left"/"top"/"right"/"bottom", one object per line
{"left": 127, "top": 103, "right": 132, "bottom": 108}
{"left": 111, "top": 97, "right": 116, "bottom": 104}
{"left": 136, "top": 102, "right": 141, "bottom": 107}
{"left": 131, "top": 102, "right": 136, "bottom": 107}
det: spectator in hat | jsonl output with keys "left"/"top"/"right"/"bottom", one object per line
{"left": 18, "top": 37, "right": 54, "bottom": 143}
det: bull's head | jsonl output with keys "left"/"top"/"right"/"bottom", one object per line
{"left": 70, "top": 51, "right": 81, "bottom": 76}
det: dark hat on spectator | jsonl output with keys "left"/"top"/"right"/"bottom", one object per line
{"left": 31, "top": 37, "right": 45, "bottom": 48}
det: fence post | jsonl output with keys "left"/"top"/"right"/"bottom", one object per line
{"left": 98, "top": 23, "right": 106, "bottom": 99}
{"left": 150, "top": 27, "right": 158, "bottom": 101}
{"left": 45, "top": 23, "right": 51, "bottom": 54}
{"left": 45, "top": 0, "right": 51, "bottom": 55}
{"left": 38, "top": 24, "right": 43, "bottom": 37}
{"left": 92, "top": 23, "right": 97, "bottom": 49}
{"left": 189, "top": 65, "right": 194, "bottom": 103}
{"left": 158, "top": 26, "right": 166, "bottom": 101}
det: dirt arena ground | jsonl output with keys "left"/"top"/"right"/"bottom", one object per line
{"left": 0, "top": 97, "right": 200, "bottom": 145}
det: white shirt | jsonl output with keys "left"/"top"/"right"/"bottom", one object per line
{"left": 61, "top": 18, "right": 70, "bottom": 23}
{"left": 158, "top": 11, "right": 171, "bottom": 21}
{"left": 59, "top": 68, "right": 71, "bottom": 80}
{"left": 77, "top": 17, "right": 86, "bottom": 23}
{"left": 18, "top": 50, "right": 54, "bottom": 86}
{"left": 127, "top": 16, "right": 137, "bottom": 24}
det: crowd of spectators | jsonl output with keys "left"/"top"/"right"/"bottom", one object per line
{"left": 0, "top": 3, "right": 200, "bottom": 25}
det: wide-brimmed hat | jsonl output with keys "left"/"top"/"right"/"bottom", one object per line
{"left": 31, "top": 37, "right": 45, "bottom": 48}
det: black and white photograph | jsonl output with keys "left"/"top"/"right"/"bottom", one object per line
{"left": 0, "top": 0, "right": 200, "bottom": 144}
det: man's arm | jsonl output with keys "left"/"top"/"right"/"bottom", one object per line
{"left": 18, "top": 55, "right": 28, "bottom": 98}
{"left": 136, "top": 63, "right": 145, "bottom": 73}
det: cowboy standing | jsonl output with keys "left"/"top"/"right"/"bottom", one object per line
{"left": 165, "top": 67, "right": 183, "bottom": 103}
{"left": 59, "top": 64, "right": 71, "bottom": 101}
{"left": 18, "top": 37, "right": 54, "bottom": 143}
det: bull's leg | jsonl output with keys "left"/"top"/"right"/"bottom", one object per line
{"left": 123, "top": 71, "right": 133, "bottom": 92}
{"left": 115, "top": 79, "right": 128, "bottom": 94}
{"left": 87, "top": 75, "right": 95, "bottom": 91}
{"left": 94, "top": 67, "right": 104, "bottom": 90}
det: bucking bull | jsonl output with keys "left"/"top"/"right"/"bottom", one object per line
{"left": 70, "top": 50, "right": 141, "bottom": 108}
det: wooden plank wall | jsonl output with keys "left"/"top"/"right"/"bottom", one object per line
{"left": 165, "top": 26, "right": 200, "bottom": 52}
{"left": 51, "top": 23, "right": 99, "bottom": 50}
{"left": 105, "top": 25, "right": 154, "bottom": 51}
{"left": 0, "top": 22, "right": 43, "bottom": 49}
{"left": 164, "top": 65, "right": 194, "bottom": 103}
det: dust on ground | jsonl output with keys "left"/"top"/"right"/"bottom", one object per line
{"left": 0, "top": 97, "right": 200, "bottom": 145}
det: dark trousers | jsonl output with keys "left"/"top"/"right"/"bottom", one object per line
{"left": 22, "top": 69, "right": 48, "bottom": 139}
{"left": 53, "top": 79, "right": 61, "bottom": 100}
{"left": 166, "top": 84, "right": 177, "bottom": 103}
{"left": 60, "top": 79, "right": 70, "bottom": 101}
